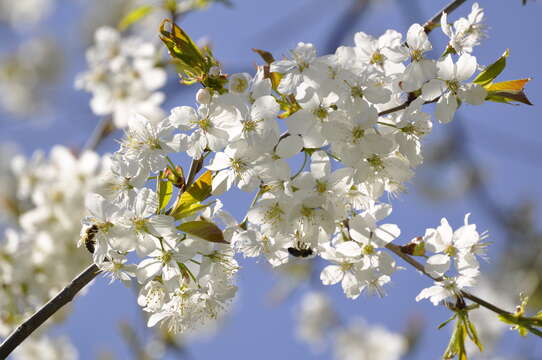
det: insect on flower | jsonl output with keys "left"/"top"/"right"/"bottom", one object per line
{"left": 81, "top": 224, "right": 99, "bottom": 254}
{"left": 288, "top": 242, "right": 314, "bottom": 258}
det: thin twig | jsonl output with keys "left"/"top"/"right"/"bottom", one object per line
{"left": 422, "top": 0, "right": 469, "bottom": 33}
{"left": 0, "top": 264, "right": 102, "bottom": 359}
{"left": 378, "top": 0, "right": 472, "bottom": 116}
{"left": 385, "top": 243, "right": 542, "bottom": 337}
{"left": 385, "top": 243, "right": 505, "bottom": 312}
{"left": 378, "top": 97, "right": 439, "bottom": 117}
{"left": 378, "top": 102, "right": 412, "bottom": 117}
{"left": 385, "top": 243, "right": 441, "bottom": 281}
{"left": 82, "top": 116, "right": 114, "bottom": 152}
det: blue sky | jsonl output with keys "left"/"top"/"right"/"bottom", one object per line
{"left": 2, "top": 0, "right": 542, "bottom": 359}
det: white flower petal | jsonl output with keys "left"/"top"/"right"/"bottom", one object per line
{"left": 320, "top": 265, "right": 344, "bottom": 285}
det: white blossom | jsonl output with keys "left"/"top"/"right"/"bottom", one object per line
{"left": 441, "top": 3, "right": 487, "bottom": 55}
{"left": 76, "top": 26, "right": 166, "bottom": 128}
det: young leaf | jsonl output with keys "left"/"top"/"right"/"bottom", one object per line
{"left": 157, "top": 177, "right": 174, "bottom": 212}
{"left": 159, "top": 20, "right": 206, "bottom": 79}
{"left": 173, "top": 202, "right": 212, "bottom": 220}
{"left": 178, "top": 262, "right": 198, "bottom": 283}
{"left": 252, "top": 48, "right": 275, "bottom": 64}
{"left": 180, "top": 170, "right": 212, "bottom": 203}
{"left": 485, "top": 78, "right": 532, "bottom": 105}
{"left": 278, "top": 94, "right": 301, "bottom": 119}
{"left": 170, "top": 170, "right": 213, "bottom": 219}
{"left": 438, "top": 313, "right": 457, "bottom": 329}
{"left": 442, "top": 310, "right": 485, "bottom": 360}
{"left": 118, "top": 5, "right": 155, "bottom": 31}
{"left": 473, "top": 49, "right": 509, "bottom": 86}
{"left": 444, "top": 317, "right": 468, "bottom": 360}
{"left": 178, "top": 220, "right": 227, "bottom": 243}
{"left": 497, "top": 296, "right": 542, "bottom": 338}
{"left": 194, "top": 0, "right": 233, "bottom": 8}
{"left": 465, "top": 316, "right": 484, "bottom": 352}
{"left": 485, "top": 78, "right": 530, "bottom": 92}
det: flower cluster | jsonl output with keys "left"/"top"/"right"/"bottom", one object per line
{"left": 83, "top": 118, "right": 240, "bottom": 332}
{"left": 415, "top": 214, "right": 489, "bottom": 306}
{"left": 441, "top": 2, "right": 486, "bottom": 55}
{"left": 84, "top": 3, "right": 494, "bottom": 333}
{"left": 0, "top": 146, "right": 108, "bottom": 350}
{"left": 76, "top": 26, "right": 166, "bottom": 128}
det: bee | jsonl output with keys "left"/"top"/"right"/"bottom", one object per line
{"left": 81, "top": 224, "right": 99, "bottom": 254}
{"left": 287, "top": 241, "right": 314, "bottom": 258}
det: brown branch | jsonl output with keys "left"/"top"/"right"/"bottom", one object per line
{"left": 82, "top": 116, "right": 114, "bottom": 152}
{"left": 422, "top": 0, "right": 469, "bottom": 34}
{"left": 385, "top": 243, "right": 507, "bottom": 313}
{"left": 385, "top": 243, "right": 441, "bottom": 280}
{"left": 385, "top": 243, "right": 542, "bottom": 337}
{"left": 378, "top": 97, "right": 439, "bottom": 117}
{"left": 379, "top": 0, "right": 542, "bottom": 341}
{"left": 378, "top": 0, "right": 472, "bottom": 116}
{"left": 378, "top": 102, "right": 412, "bottom": 117}
{"left": 0, "top": 264, "right": 102, "bottom": 359}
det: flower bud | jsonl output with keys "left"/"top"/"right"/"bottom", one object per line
{"left": 196, "top": 88, "right": 211, "bottom": 104}
{"left": 164, "top": 166, "right": 185, "bottom": 190}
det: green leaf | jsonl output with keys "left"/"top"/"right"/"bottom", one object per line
{"left": 159, "top": 19, "right": 207, "bottom": 80}
{"left": 438, "top": 313, "right": 457, "bottom": 329}
{"left": 170, "top": 170, "right": 213, "bottom": 219}
{"left": 159, "top": 20, "right": 226, "bottom": 92}
{"left": 174, "top": 202, "right": 211, "bottom": 219}
{"left": 277, "top": 94, "right": 301, "bottom": 119}
{"left": 178, "top": 261, "right": 197, "bottom": 283}
{"left": 118, "top": 5, "right": 154, "bottom": 31}
{"left": 444, "top": 317, "right": 467, "bottom": 360}
{"left": 194, "top": 0, "right": 233, "bottom": 8}
{"left": 498, "top": 311, "right": 542, "bottom": 338}
{"left": 178, "top": 220, "right": 227, "bottom": 243}
{"left": 473, "top": 49, "right": 509, "bottom": 86}
{"left": 465, "top": 316, "right": 484, "bottom": 352}
{"left": 442, "top": 310, "right": 485, "bottom": 360}
{"left": 180, "top": 170, "right": 212, "bottom": 202}
{"left": 157, "top": 177, "right": 174, "bottom": 212}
